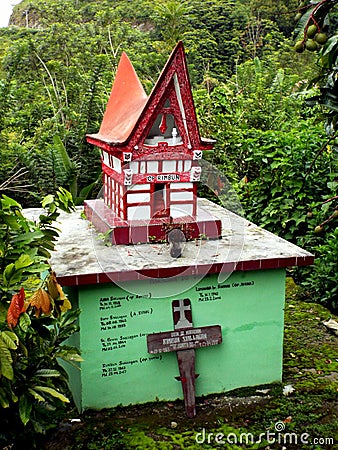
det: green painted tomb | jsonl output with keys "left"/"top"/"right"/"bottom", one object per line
{"left": 46, "top": 200, "right": 313, "bottom": 412}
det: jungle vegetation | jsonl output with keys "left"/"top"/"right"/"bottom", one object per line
{"left": 0, "top": 0, "right": 336, "bottom": 308}
{"left": 0, "top": 0, "right": 337, "bottom": 446}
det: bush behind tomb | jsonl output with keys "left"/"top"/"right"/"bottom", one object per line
{"left": 194, "top": 60, "right": 337, "bottom": 312}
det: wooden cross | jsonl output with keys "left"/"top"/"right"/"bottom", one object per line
{"left": 146, "top": 298, "right": 222, "bottom": 418}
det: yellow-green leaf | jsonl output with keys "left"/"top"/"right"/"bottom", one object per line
{"left": 34, "top": 386, "right": 70, "bottom": 403}
{"left": 19, "top": 312, "right": 31, "bottom": 332}
{"left": 34, "top": 369, "right": 61, "bottom": 377}
{"left": 28, "top": 388, "right": 45, "bottom": 403}
{"left": 0, "top": 343, "right": 14, "bottom": 380}
{"left": 0, "top": 388, "right": 9, "bottom": 408}
{"left": 56, "top": 349, "right": 83, "bottom": 362}
{"left": 0, "top": 331, "right": 19, "bottom": 350}
{"left": 14, "top": 254, "right": 34, "bottom": 270}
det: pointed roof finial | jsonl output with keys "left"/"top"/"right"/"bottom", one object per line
{"left": 97, "top": 52, "right": 148, "bottom": 144}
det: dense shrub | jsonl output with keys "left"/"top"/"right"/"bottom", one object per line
{"left": 195, "top": 57, "right": 337, "bottom": 312}
{"left": 0, "top": 189, "right": 81, "bottom": 447}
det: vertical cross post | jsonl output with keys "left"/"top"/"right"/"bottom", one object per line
{"left": 172, "top": 298, "right": 196, "bottom": 417}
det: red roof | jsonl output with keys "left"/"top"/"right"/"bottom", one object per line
{"left": 92, "top": 52, "right": 148, "bottom": 144}
{"left": 87, "top": 42, "right": 214, "bottom": 150}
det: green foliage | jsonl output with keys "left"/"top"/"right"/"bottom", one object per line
{"left": 0, "top": 190, "right": 81, "bottom": 448}
{"left": 290, "top": 0, "right": 338, "bottom": 310}
{"left": 194, "top": 52, "right": 337, "bottom": 311}
{"left": 236, "top": 126, "right": 335, "bottom": 240}
{"left": 234, "top": 126, "right": 337, "bottom": 313}
{"left": 0, "top": 0, "right": 302, "bottom": 207}
{"left": 292, "top": 0, "right": 338, "bottom": 134}
{"left": 302, "top": 228, "right": 338, "bottom": 310}
{"left": 0, "top": 1, "right": 335, "bottom": 313}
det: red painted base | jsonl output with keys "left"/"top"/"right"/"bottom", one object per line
{"left": 84, "top": 199, "right": 222, "bottom": 245}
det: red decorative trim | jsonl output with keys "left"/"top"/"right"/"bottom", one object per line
{"left": 57, "top": 254, "right": 315, "bottom": 287}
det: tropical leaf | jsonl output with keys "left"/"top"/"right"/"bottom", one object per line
{"left": 34, "top": 386, "right": 70, "bottom": 403}
{"left": 55, "top": 346, "right": 83, "bottom": 363}
{"left": 41, "top": 194, "right": 54, "bottom": 208}
{"left": 293, "top": 7, "right": 314, "bottom": 42}
{"left": 28, "top": 388, "right": 46, "bottom": 403}
{"left": 28, "top": 288, "right": 52, "bottom": 316}
{"left": 55, "top": 187, "right": 75, "bottom": 212}
{"left": 1, "top": 195, "right": 21, "bottom": 208}
{"left": 14, "top": 254, "right": 34, "bottom": 270}
{"left": 12, "top": 230, "right": 45, "bottom": 243}
{"left": 7, "top": 288, "right": 26, "bottom": 328}
{"left": 60, "top": 297, "right": 72, "bottom": 313}
{"left": 0, "top": 388, "right": 9, "bottom": 408}
{"left": 3, "top": 263, "right": 15, "bottom": 285}
{"left": 19, "top": 395, "right": 32, "bottom": 425}
{"left": 77, "top": 177, "right": 100, "bottom": 199}
{"left": 52, "top": 135, "right": 72, "bottom": 172}
{"left": 52, "top": 136, "right": 78, "bottom": 198}
{"left": 321, "top": 34, "right": 338, "bottom": 57}
{"left": 19, "top": 312, "right": 31, "bottom": 332}
{"left": 46, "top": 272, "right": 71, "bottom": 313}
{"left": 46, "top": 272, "right": 59, "bottom": 299}
{"left": 0, "top": 331, "right": 19, "bottom": 350}
{"left": 0, "top": 343, "right": 14, "bottom": 380}
{"left": 34, "top": 369, "right": 62, "bottom": 377}
{"left": 59, "top": 308, "right": 80, "bottom": 328}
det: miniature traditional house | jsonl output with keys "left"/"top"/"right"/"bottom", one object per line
{"left": 85, "top": 42, "right": 221, "bottom": 244}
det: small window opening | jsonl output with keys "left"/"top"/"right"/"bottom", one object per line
{"left": 145, "top": 113, "right": 182, "bottom": 146}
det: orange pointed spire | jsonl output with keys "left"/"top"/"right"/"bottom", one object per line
{"left": 97, "top": 52, "right": 148, "bottom": 144}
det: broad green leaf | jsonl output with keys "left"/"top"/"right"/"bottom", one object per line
{"left": 0, "top": 388, "right": 9, "bottom": 408}
{"left": 34, "top": 369, "right": 61, "bottom": 377}
{"left": 28, "top": 388, "right": 46, "bottom": 403}
{"left": 19, "top": 395, "right": 32, "bottom": 425}
{"left": 77, "top": 177, "right": 100, "bottom": 200}
{"left": 56, "top": 346, "right": 83, "bottom": 363}
{"left": 327, "top": 181, "right": 338, "bottom": 190}
{"left": 3, "top": 264, "right": 15, "bottom": 285}
{"left": 59, "top": 308, "right": 81, "bottom": 328}
{"left": 1, "top": 195, "right": 21, "bottom": 208}
{"left": 14, "top": 254, "right": 34, "bottom": 270}
{"left": 2, "top": 214, "right": 20, "bottom": 230}
{"left": 12, "top": 230, "right": 45, "bottom": 243}
{"left": 34, "top": 386, "right": 70, "bottom": 403}
{"left": 56, "top": 187, "right": 75, "bottom": 212}
{"left": 0, "top": 344, "right": 14, "bottom": 380}
{"left": 19, "top": 312, "right": 31, "bottom": 332}
{"left": 25, "top": 263, "right": 51, "bottom": 274}
{"left": 321, "top": 34, "right": 338, "bottom": 57}
{"left": 0, "top": 331, "right": 19, "bottom": 350}
{"left": 41, "top": 194, "right": 54, "bottom": 208}
{"left": 53, "top": 135, "right": 72, "bottom": 171}
{"left": 19, "top": 341, "right": 28, "bottom": 358}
